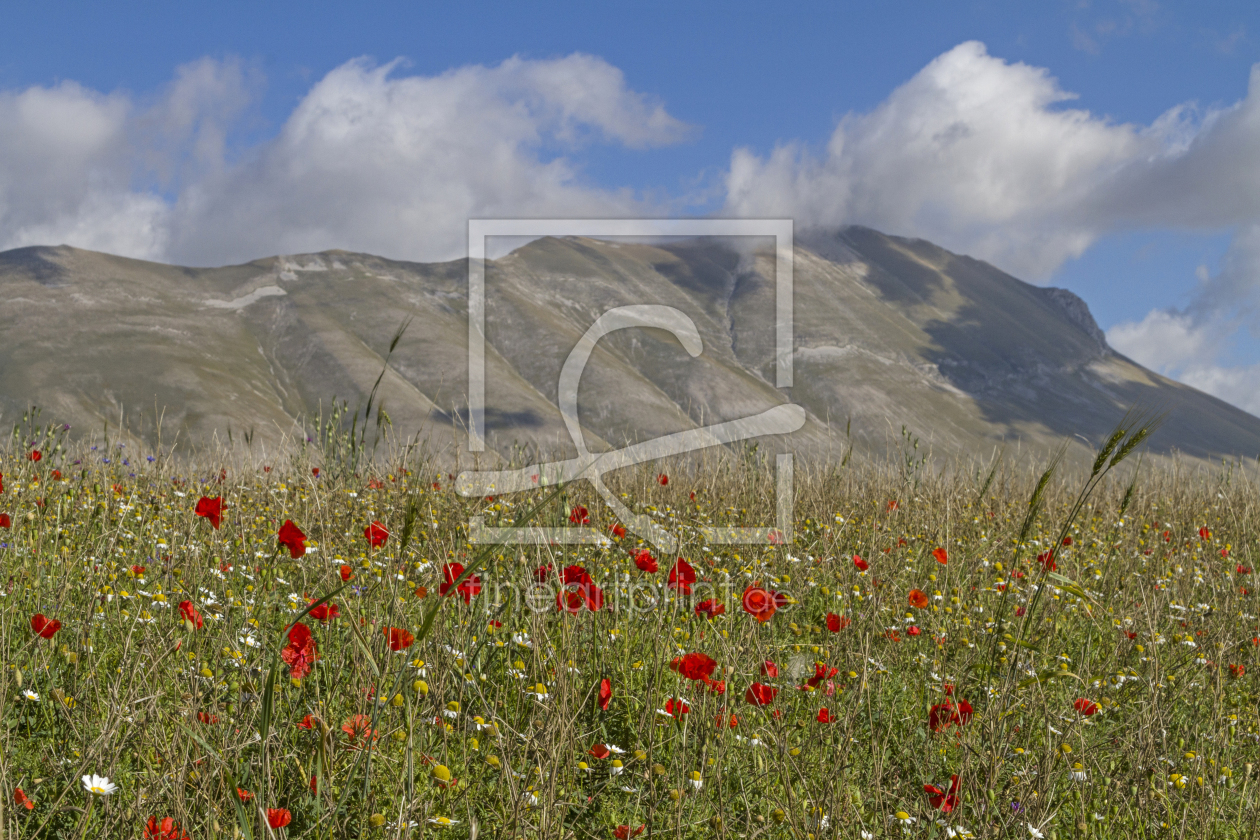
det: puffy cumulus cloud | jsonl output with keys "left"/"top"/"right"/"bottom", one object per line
{"left": 1107, "top": 307, "right": 1260, "bottom": 413}
{"left": 1107, "top": 309, "right": 1220, "bottom": 373}
{"left": 722, "top": 40, "right": 1260, "bottom": 283}
{"left": 0, "top": 53, "right": 690, "bottom": 265}
{"left": 1108, "top": 223, "right": 1260, "bottom": 411}
{"left": 165, "top": 54, "right": 692, "bottom": 265}
{"left": 724, "top": 41, "right": 1164, "bottom": 279}
{"left": 0, "top": 57, "right": 255, "bottom": 260}
{"left": 0, "top": 81, "right": 166, "bottom": 258}
{"left": 1177, "top": 363, "right": 1260, "bottom": 416}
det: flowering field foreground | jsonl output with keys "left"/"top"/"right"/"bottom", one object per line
{"left": 1, "top": 428, "right": 1258, "bottom": 839}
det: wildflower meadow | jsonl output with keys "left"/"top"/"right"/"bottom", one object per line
{"left": 1, "top": 411, "right": 1258, "bottom": 839}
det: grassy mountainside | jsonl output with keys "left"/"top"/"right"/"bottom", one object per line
{"left": 1, "top": 228, "right": 1258, "bottom": 464}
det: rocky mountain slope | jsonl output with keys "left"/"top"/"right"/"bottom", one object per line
{"left": 2, "top": 227, "right": 1258, "bottom": 465}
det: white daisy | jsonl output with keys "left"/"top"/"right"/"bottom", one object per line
{"left": 82, "top": 774, "right": 117, "bottom": 796}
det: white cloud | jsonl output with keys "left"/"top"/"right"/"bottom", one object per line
{"left": 720, "top": 41, "right": 1260, "bottom": 284}
{"left": 1106, "top": 308, "right": 1260, "bottom": 414}
{"left": 0, "top": 54, "right": 691, "bottom": 265}
{"left": 1107, "top": 309, "right": 1219, "bottom": 373}
{"left": 0, "top": 81, "right": 167, "bottom": 258}
{"left": 724, "top": 41, "right": 1162, "bottom": 279}
{"left": 1177, "top": 363, "right": 1260, "bottom": 416}
{"left": 165, "top": 54, "right": 692, "bottom": 265}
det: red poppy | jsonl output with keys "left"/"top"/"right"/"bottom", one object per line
{"left": 671, "top": 652, "right": 718, "bottom": 681}
{"left": 853, "top": 554, "right": 869, "bottom": 571}
{"left": 568, "top": 505, "right": 590, "bottom": 525}
{"left": 614, "top": 826, "right": 645, "bottom": 840}
{"left": 929, "top": 699, "right": 973, "bottom": 732}
{"left": 364, "top": 521, "right": 389, "bottom": 548}
{"left": 610, "top": 523, "right": 627, "bottom": 539}
{"left": 439, "top": 562, "right": 482, "bottom": 603}
{"left": 658, "top": 473, "right": 668, "bottom": 486}
{"left": 714, "top": 711, "right": 739, "bottom": 729}
{"left": 634, "top": 550, "right": 658, "bottom": 574}
{"left": 598, "top": 677, "right": 612, "bottom": 711}
{"left": 28, "top": 450, "right": 40, "bottom": 462}
{"left": 177, "top": 600, "right": 203, "bottom": 630}
{"left": 667, "top": 558, "right": 696, "bottom": 594}
{"left": 1062, "top": 536, "right": 1073, "bottom": 546}
{"left": 308, "top": 601, "right": 340, "bottom": 622}
{"left": 589, "top": 743, "right": 611, "bottom": 759}
{"left": 741, "top": 585, "right": 777, "bottom": 623}
{"left": 908, "top": 589, "right": 929, "bottom": 609}
{"left": 267, "top": 808, "right": 291, "bottom": 829}
{"left": 801, "top": 663, "right": 839, "bottom": 689}
{"left": 557, "top": 589, "right": 586, "bottom": 613}
{"left": 556, "top": 565, "right": 603, "bottom": 612}
{"left": 695, "top": 599, "right": 726, "bottom": 619}
{"left": 1199, "top": 526, "right": 1211, "bottom": 541}
{"left": 277, "top": 520, "right": 307, "bottom": 558}
{"left": 1238, "top": 565, "right": 1252, "bottom": 575}
{"left": 760, "top": 660, "right": 779, "bottom": 678}
{"left": 887, "top": 499, "right": 899, "bottom": 511}
{"left": 0, "top": 471, "right": 4, "bottom": 493}
{"left": 1230, "top": 663, "right": 1246, "bottom": 679}
{"left": 826, "top": 612, "right": 850, "bottom": 632}
{"left": 924, "top": 774, "right": 960, "bottom": 813}
{"left": 745, "top": 682, "right": 778, "bottom": 706}
{"left": 384, "top": 626, "right": 415, "bottom": 651}
{"left": 663, "top": 697, "right": 690, "bottom": 717}
{"left": 281, "top": 622, "right": 318, "bottom": 679}
{"left": 196, "top": 711, "right": 218, "bottom": 725}
{"left": 297, "top": 714, "right": 317, "bottom": 729}
{"left": 533, "top": 564, "right": 553, "bottom": 583}
{"left": 13, "top": 788, "right": 33, "bottom": 810}
{"left": 932, "top": 547, "right": 948, "bottom": 565}
{"left": 312, "top": 467, "right": 320, "bottom": 478}
{"left": 1073, "top": 698, "right": 1099, "bottom": 716}
{"left": 309, "top": 774, "right": 318, "bottom": 794}
{"left": 30, "top": 613, "right": 60, "bottom": 639}
{"left": 236, "top": 787, "right": 254, "bottom": 802}
{"left": 562, "top": 565, "right": 592, "bottom": 585}
{"left": 907, "top": 625, "right": 922, "bottom": 636}
{"left": 130, "top": 564, "right": 145, "bottom": 576}
{"left": 194, "top": 496, "right": 224, "bottom": 529}
{"left": 1037, "top": 549, "right": 1056, "bottom": 571}
{"left": 0, "top": 513, "right": 9, "bottom": 529}
{"left": 144, "top": 816, "right": 190, "bottom": 840}
{"left": 341, "top": 714, "right": 379, "bottom": 748}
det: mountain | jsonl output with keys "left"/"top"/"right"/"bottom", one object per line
{"left": 2, "top": 227, "right": 1259, "bottom": 466}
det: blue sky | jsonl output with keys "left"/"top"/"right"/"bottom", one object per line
{"left": 4, "top": 1, "right": 1260, "bottom": 410}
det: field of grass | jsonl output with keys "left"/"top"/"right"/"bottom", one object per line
{"left": 1, "top": 415, "right": 1258, "bottom": 840}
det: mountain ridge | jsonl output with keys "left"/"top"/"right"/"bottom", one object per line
{"left": 1, "top": 227, "right": 1257, "bottom": 466}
